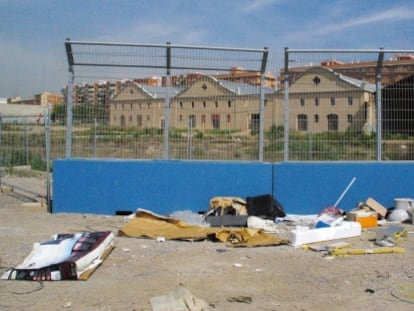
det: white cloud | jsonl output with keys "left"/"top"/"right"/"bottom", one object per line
{"left": 277, "top": 6, "right": 414, "bottom": 48}
{"left": 313, "top": 7, "right": 414, "bottom": 36}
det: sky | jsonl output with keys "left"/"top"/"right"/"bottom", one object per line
{"left": 1, "top": 0, "right": 413, "bottom": 99}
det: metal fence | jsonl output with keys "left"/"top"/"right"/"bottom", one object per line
{"left": 61, "top": 42, "right": 414, "bottom": 162}
{"left": 0, "top": 113, "right": 52, "bottom": 207}
{"left": 3, "top": 42, "right": 414, "bottom": 170}
{"left": 64, "top": 40, "right": 271, "bottom": 161}
{"left": 283, "top": 49, "right": 414, "bottom": 161}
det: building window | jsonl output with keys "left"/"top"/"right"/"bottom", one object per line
{"left": 347, "top": 114, "right": 353, "bottom": 123}
{"left": 314, "top": 114, "right": 319, "bottom": 122}
{"left": 297, "top": 114, "right": 308, "bottom": 131}
{"left": 179, "top": 102, "right": 183, "bottom": 109}
{"left": 129, "top": 115, "right": 133, "bottom": 122}
{"left": 330, "top": 97, "right": 335, "bottom": 106}
{"left": 315, "top": 97, "right": 319, "bottom": 106}
{"left": 212, "top": 114, "right": 220, "bottom": 129}
{"left": 215, "top": 101, "right": 218, "bottom": 108}
{"left": 179, "top": 115, "right": 183, "bottom": 122}
{"left": 120, "top": 114, "right": 126, "bottom": 127}
{"left": 228, "top": 100, "right": 231, "bottom": 108}
{"left": 201, "top": 114, "right": 206, "bottom": 123}
{"left": 249, "top": 114, "right": 260, "bottom": 132}
{"left": 137, "top": 115, "right": 142, "bottom": 127}
{"left": 147, "top": 103, "right": 151, "bottom": 109}
{"left": 264, "top": 99, "right": 268, "bottom": 106}
{"left": 189, "top": 114, "right": 196, "bottom": 127}
{"left": 300, "top": 98, "right": 305, "bottom": 106}
{"left": 327, "top": 114, "right": 338, "bottom": 131}
{"left": 203, "top": 101, "right": 206, "bottom": 108}
{"left": 348, "top": 97, "right": 353, "bottom": 105}
{"left": 227, "top": 114, "right": 231, "bottom": 123}
{"left": 191, "top": 101, "right": 195, "bottom": 108}
{"left": 364, "top": 102, "right": 368, "bottom": 119}
{"left": 147, "top": 115, "right": 150, "bottom": 122}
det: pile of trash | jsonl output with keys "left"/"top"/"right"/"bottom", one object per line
{"left": 3, "top": 192, "right": 413, "bottom": 285}
{"left": 119, "top": 193, "right": 413, "bottom": 250}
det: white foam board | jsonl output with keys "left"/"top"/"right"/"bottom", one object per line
{"left": 289, "top": 221, "right": 362, "bottom": 247}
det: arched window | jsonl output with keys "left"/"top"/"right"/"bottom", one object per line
{"left": 297, "top": 114, "right": 308, "bottom": 131}
{"left": 120, "top": 115, "right": 126, "bottom": 127}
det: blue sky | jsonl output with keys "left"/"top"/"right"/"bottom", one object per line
{"left": 1, "top": 0, "right": 413, "bottom": 98}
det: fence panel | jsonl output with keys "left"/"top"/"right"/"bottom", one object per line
{"left": 63, "top": 40, "right": 269, "bottom": 161}
{"left": 282, "top": 49, "right": 414, "bottom": 161}
{"left": 57, "top": 43, "right": 414, "bottom": 162}
{"left": 0, "top": 115, "right": 48, "bottom": 170}
{"left": 0, "top": 113, "right": 53, "bottom": 208}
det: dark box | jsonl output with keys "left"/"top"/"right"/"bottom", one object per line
{"left": 205, "top": 215, "right": 248, "bottom": 227}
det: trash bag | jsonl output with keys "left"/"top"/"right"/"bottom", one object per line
{"left": 246, "top": 194, "right": 286, "bottom": 219}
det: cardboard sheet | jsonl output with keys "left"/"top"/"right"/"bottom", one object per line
{"left": 118, "top": 209, "right": 288, "bottom": 247}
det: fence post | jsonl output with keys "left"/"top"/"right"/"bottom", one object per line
{"left": 24, "top": 117, "right": 28, "bottom": 166}
{"left": 258, "top": 48, "right": 268, "bottom": 161}
{"left": 283, "top": 47, "right": 290, "bottom": 162}
{"left": 163, "top": 42, "right": 171, "bottom": 159}
{"left": 65, "top": 38, "right": 74, "bottom": 158}
{"left": 93, "top": 118, "right": 97, "bottom": 158}
{"left": 45, "top": 106, "right": 52, "bottom": 212}
{"left": 376, "top": 49, "right": 384, "bottom": 161}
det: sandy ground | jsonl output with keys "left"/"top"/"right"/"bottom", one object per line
{"left": 1, "top": 179, "right": 414, "bottom": 311}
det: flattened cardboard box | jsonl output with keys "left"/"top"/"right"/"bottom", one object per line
{"left": 365, "top": 197, "right": 387, "bottom": 217}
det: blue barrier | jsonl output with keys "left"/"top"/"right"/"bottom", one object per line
{"left": 274, "top": 162, "right": 414, "bottom": 214}
{"left": 53, "top": 159, "right": 414, "bottom": 215}
{"left": 53, "top": 159, "right": 273, "bottom": 215}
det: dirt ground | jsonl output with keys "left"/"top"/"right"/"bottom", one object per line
{"left": 1, "top": 180, "right": 414, "bottom": 311}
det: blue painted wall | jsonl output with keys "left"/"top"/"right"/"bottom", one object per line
{"left": 53, "top": 159, "right": 414, "bottom": 215}
{"left": 53, "top": 159, "right": 273, "bottom": 215}
{"left": 274, "top": 162, "right": 414, "bottom": 214}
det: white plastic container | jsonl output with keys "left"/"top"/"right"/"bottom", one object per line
{"left": 288, "top": 221, "right": 362, "bottom": 247}
{"left": 394, "top": 198, "right": 414, "bottom": 212}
